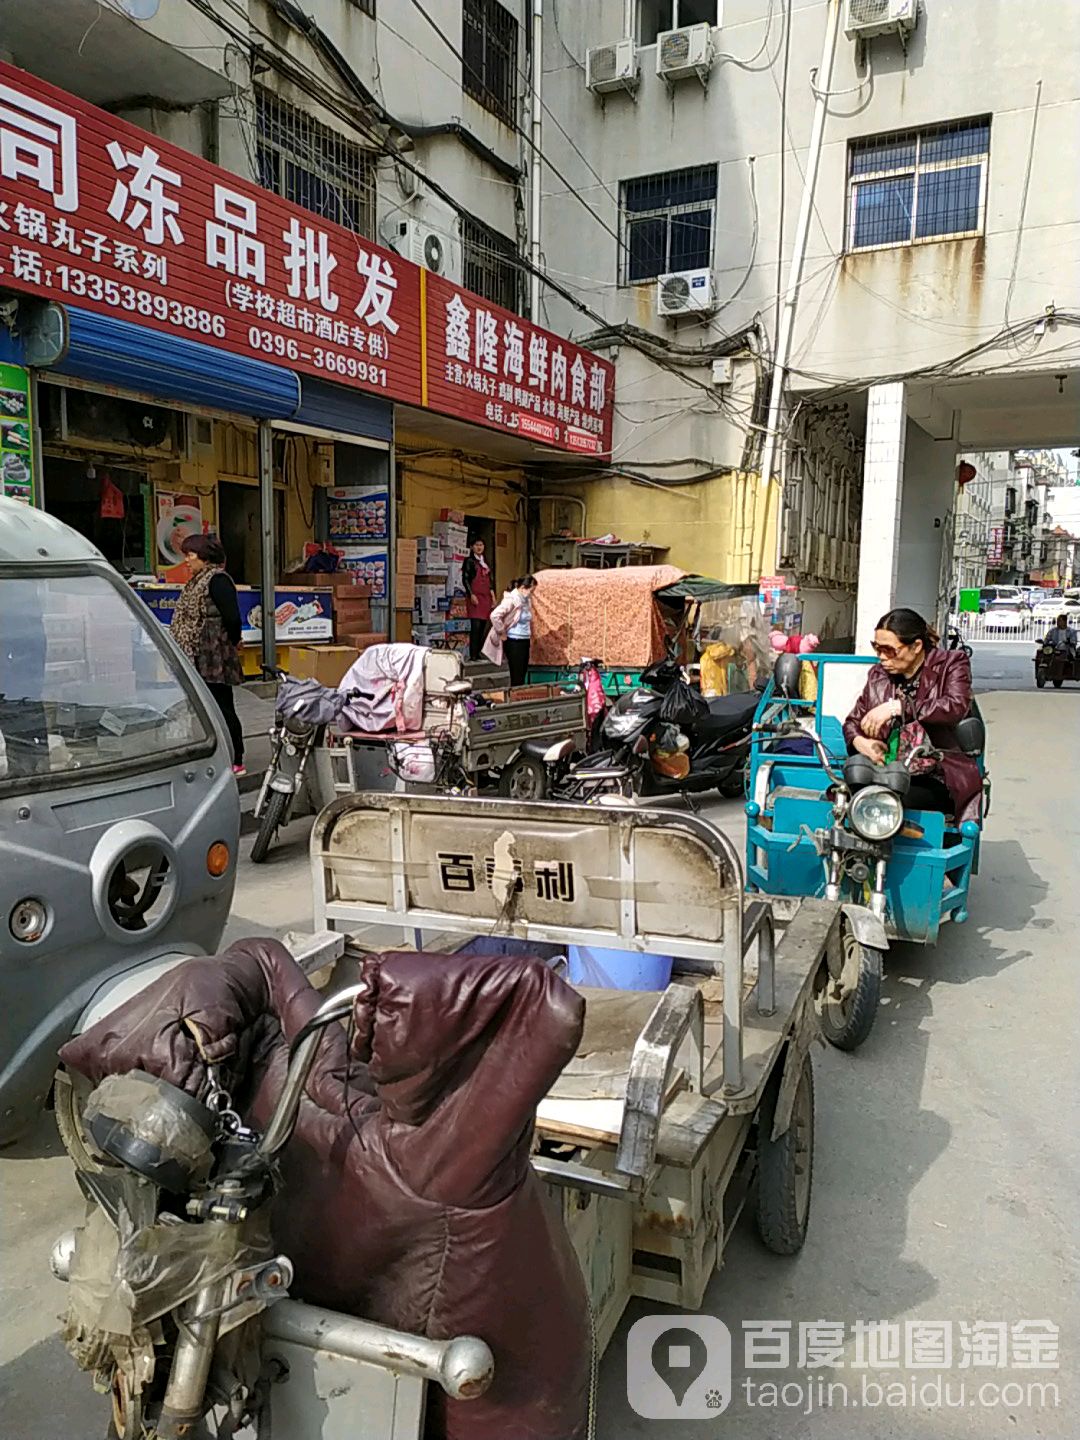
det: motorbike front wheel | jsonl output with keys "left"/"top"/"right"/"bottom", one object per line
{"left": 815, "top": 927, "right": 882, "bottom": 1052}
{"left": 250, "top": 788, "right": 290, "bottom": 864}
{"left": 1036, "top": 671, "right": 1047, "bottom": 689}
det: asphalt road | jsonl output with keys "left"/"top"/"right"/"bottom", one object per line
{"left": 1, "top": 675, "right": 1076, "bottom": 1439}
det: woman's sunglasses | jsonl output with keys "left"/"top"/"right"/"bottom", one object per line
{"left": 872, "top": 641, "right": 907, "bottom": 659}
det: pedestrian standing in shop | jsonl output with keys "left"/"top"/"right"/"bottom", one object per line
{"left": 484, "top": 574, "right": 538, "bottom": 687}
{"left": 462, "top": 535, "right": 495, "bottom": 661}
{"left": 171, "top": 533, "right": 246, "bottom": 775}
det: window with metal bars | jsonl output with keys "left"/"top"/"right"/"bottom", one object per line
{"left": 846, "top": 118, "right": 990, "bottom": 251}
{"left": 255, "top": 89, "right": 376, "bottom": 238}
{"left": 463, "top": 0, "right": 519, "bottom": 126}
{"left": 620, "top": 165, "right": 717, "bottom": 283}
{"left": 461, "top": 215, "right": 521, "bottom": 313}
{"left": 347, "top": 0, "right": 375, "bottom": 14}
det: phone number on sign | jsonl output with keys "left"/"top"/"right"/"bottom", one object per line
{"left": 53, "top": 266, "right": 226, "bottom": 337}
{"left": 247, "top": 327, "right": 389, "bottom": 386}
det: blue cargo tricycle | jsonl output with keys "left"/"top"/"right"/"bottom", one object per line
{"left": 744, "top": 654, "right": 989, "bottom": 1050}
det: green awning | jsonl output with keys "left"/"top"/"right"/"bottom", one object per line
{"left": 654, "top": 577, "right": 759, "bottom": 603}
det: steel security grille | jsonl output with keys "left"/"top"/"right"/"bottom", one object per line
{"left": 463, "top": 0, "right": 519, "bottom": 126}
{"left": 461, "top": 215, "right": 521, "bottom": 313}
{"left": 256, "top": 89, "right": 376, "bottom": 238}
{"left": 847, "top": 118, "right": 990, "bottom": 251}
{"left": 620, "top": 164, "right": 718, "bottom": 283}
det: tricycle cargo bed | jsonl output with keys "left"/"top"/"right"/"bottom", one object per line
{"left": 309, "top": 792, "right": 834, "bottom": 1332}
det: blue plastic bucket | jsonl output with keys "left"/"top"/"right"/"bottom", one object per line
{"left": 567, "top": 946, "right": 673, "bottom": 991}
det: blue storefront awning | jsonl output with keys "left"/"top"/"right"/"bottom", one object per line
{"left": 291, "top": 375, "right": 393, "bottom": 444}
{"left": 55, "top": 307, "right": 302, "bottom": 420}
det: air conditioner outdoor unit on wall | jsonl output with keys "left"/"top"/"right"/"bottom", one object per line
{"left": 843, "top": 0, "right": 918, "bottom": 41}
{"left": 586, "top": 39, "right": 639, "bottom": 95}
{"left": 397, "top": 219, "right": 461, "bottom": 284}
{"left": 656, "top": 23, "right": 715, "bottom": 86}
{"left": 657, "top": 268, "right": 717, "bottom": 318}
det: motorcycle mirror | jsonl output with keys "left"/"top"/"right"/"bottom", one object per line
{"left": 774, "top": 653, "right": 803, "bottom": 697}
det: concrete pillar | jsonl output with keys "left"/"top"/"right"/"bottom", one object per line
{"left": 856, "top": 382, "right": 907, "bottom": 651}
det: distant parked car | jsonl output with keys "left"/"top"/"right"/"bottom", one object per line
{"left": 1032, "top": 591, "right": 1066, "bottom": 624}
{"left": 983, "top": 599, "right": 1031, "bottom": 633}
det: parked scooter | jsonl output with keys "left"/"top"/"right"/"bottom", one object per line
{"left": 946, "top": 626, "right": 973, "bottom": 658}
{"left": 51, "top": 985, "right": 493, "bottom": 1440}
{"left": 251, "top": 677, "right": 372, "bottom": 863}
{"left": 537, "top": 658, "right": 757, "bottom": 802}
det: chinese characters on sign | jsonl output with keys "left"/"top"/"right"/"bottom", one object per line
{"left": 0, "top": 63, "right": 614, "bottom": 454}
{"left": 739, "top": 1319, "right": 1060, "bottom": 1372}
{"left": 427, "top": 273, "right": 611, "bottom": 453}
{"left": 437, "top": 852, "right": 578, "bottom": 902}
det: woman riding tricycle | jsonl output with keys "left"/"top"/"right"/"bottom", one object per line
{"left": 746, "top": 608, "right": 989, "bottom": 1051}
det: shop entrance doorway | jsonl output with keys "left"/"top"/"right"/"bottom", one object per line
{"left": 41, "top": 455, "right": 149, "bottom": 573}
{"left": 219, "top": 480, "right": 284, "bottom": 584}
{"left": 465, "top": 514, "right": 498, "bottom": 588}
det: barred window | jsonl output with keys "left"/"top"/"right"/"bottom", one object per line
{"left": 620, "top": 165, "right": 717, "bottom": 283}
{"left": 461, "top": 216, "right": 521, "bottom": 313}
{"left": 463, "top": 0, "right": 519, "bottom": 126}
{"left": 847, "top": 118, "right": 990, "bottom": 251}
{"left": 348, "top": 0, "right": 375, "bottom": 13}
{"left": 256, "top": 89, "right": 376, "bottom": 238}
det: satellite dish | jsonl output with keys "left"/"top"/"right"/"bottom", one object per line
{"left": 423, "top": 232, "right": 445, "bottom": 275}
{"left": 116, "top": 0, "right": 161, "bottom": 19}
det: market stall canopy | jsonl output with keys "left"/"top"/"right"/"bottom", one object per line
{"left": 531, "top": 565, "right": 686, "bottom": 669}
{"left": 654, "top": 578, "right": 760, "bottom": 604}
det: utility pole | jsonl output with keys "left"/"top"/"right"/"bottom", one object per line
{"left": 759, "top": 0, "right": 842, "bottom": 517}
{"left": 529, "top": 0, "right": 543, "bottom": 318}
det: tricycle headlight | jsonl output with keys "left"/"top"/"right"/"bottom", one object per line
{"left": 849, "top": 785, "right": 904, "bottom": 841}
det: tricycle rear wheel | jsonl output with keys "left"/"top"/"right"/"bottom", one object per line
{"left": 54, "top": 1066, "right": 107, "bottom": 1173}
{"left": 815, "top": 926, "right": 882, "bottom": 1052}
{"left": 498, "top": 754, "right": 549, "bottom": 801}
{"left": 755, "top": 1054, "right": 814, "bottom": 1255}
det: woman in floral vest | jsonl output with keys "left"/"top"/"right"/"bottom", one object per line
{"left": 171, "top": 534, "right": 245, "bottom": 774}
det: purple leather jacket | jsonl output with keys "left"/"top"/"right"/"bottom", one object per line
{"left": 843, "top": 648, "right": 982, "bottom": 823}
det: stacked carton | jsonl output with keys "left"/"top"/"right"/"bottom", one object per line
{"left": 395, "top": 538, "right": 417, "bottom": 612}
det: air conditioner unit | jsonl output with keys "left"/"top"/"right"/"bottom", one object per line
{"left": 657, "top": 268, "right": 717, "bottom": 318}
{"left": 843, "top": 0, "right": 918, "bottom": 41}
{"left": 586, "top": 40, "right": 639, "bottom": 95}
{"left": 397, "top": 219, "right": 461, "bottom": 283}
{"left": 656, "top": 23, "right": 715, "bottom": 86}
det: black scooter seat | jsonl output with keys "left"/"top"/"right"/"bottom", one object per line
{"left": 689, "top": 692, "right": 760, "bottom": 740}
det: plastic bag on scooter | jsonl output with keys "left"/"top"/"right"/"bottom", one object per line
{"left": 659, "top": 676, "right": 708, "bottom": 727}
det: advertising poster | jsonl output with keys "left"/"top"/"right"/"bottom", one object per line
{"left": 327, "top": 485, "right": 389, "bottom": 544}
{"left": 156, "top": 491, "right": 205, "bottom": 565}
{"left": 0, "top": 361, "right": 35, "bottom": 504}
{"left": 338, "top": 548, "right": 388, "bottom": 601}
{"left": 238, "top": 589, "right": 334, "bottom": 643}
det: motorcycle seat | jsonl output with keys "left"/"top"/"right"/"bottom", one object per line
{"left": 691, "top": 692, "right": 759, "bottom": 738}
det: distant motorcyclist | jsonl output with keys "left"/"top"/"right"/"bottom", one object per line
{"left": 1043, "top": 614, "right": 1078, "bottom": 654}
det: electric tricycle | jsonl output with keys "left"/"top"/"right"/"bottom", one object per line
{"left": 745, "top": 654, "right": 989, "bottom": 1051}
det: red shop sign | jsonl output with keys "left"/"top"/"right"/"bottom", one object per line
{"left": 0, "top": 62, "right": 613, "bottom": 454}
{"left": 425, "top": 272, "right": 611, "bottom": 454}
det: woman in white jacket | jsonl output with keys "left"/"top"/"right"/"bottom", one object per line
{"left": 482, "top": 575, "right": 538, "bottom": 686}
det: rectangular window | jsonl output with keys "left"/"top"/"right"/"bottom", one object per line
{"left": 847, "top": 118, "right": 990, "bottom": 252}
{"left": 463, "top": 0, "right": 519, "bottom": 126}
{"left": 255, "top": 89, "right": 375, "bottom": 238}
{"left": 638, "top": 0, "right": 718, "bottom": 46}
{"left": 620, "top": 165, "right": 717, "bottom": 283}
{"left": 347, "top": 0, "right": 375, "bottom": 14}
{"left": 461, "top": 216, "right": 521, "bottom": 313}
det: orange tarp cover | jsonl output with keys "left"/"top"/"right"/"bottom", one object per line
{"left": 531, "top": 565, "right": 687, "bottom": 668}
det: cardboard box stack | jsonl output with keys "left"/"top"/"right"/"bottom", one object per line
{"left": 280, "top": 570, "right": 385, "bottom": 660}
{"left": 395, "top": 537, "right": 417, "bottom": 612}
